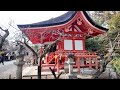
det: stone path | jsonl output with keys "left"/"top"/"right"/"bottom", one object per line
{"left": 22, "top": 66, "right": 97, "bottom": 79}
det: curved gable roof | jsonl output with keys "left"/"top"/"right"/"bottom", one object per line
{"left": 17, "top": 11, "right": 76, "bottom": 28}
{"left": 17, "top": 11, "right": 108, "bottom": 32}
{"left": 82, "top": 11, "right": 108, "bottom": 32}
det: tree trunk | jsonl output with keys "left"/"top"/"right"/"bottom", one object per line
{"left": 39, "top": 37, "right": 61, "bottom": 79}
{"left": 0, "top": 29, "right": 9, "bottom": 50}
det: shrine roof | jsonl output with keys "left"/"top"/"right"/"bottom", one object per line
{"left": 17, "top": 11, "right": 108, "bottom": 32}
{"left": 82, "top": 11, "right": 108, "bottom": 32}
{"left": 17, "top": 11, "right": 76, "bottom": 28}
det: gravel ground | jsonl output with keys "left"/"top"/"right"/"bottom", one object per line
{"left": 0, "top": 60, "right": 28, "bottom": 79}
{"left": 0, "top": 60, "right": 98, "bottom": 79}
{"left": 23, "top": 70, "right": 93, "bottom": 79}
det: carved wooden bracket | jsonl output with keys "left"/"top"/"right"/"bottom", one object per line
{"left": 77, "top": 18, "right": 82, "bottom": 25}
{"left": 88, "top": 28, "right": 93, "bottom": 34}
{"left": 65, "top": 27, "right": 70, "bottom": 32}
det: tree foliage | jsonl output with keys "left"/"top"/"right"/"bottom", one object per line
{"left": 109, "top": 12, "right": 120, "bottom": 30}
{"left": 85, "top": 36, "right": 101, "bottom": 51}
{"left": 111, "top": 57, "right": 120, "bottom": 74}
{"left": 88, "top": 11, "right": 120, "bottom": 78}
{"left": 86, "top": 11, "right": 120, "bottom": 54}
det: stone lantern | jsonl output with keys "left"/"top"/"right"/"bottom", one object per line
{"left": 67, "top": 57, "right": 75, "bottom": 75}
{"left": 67, "top": 53, "right": 77, "bottom": 79}
{"left": 14, "top": 44, "right": 26, "bottom": 79}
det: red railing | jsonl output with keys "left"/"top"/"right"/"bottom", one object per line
{"left": 55, "top": 50, "right": 97, "bottom": 58}
{"left": 46, "top": 52, "right": 60, "bottom": 64}
{"left": 45, "top": 50, "right": 98, "bottom": 67}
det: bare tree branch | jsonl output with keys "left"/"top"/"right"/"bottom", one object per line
{"left": 112, "top": 32, "right": 120, "bottom": 47}
{"left": 109, "top": 38, "right": 113, "bottom": 48}
{"left": 49, "top": 67, "right": 63, "bottom": 79}
{"left": 0, "top": 27, "right": 10, "bottom": 50}
{"left": 49, "top": 67, "right": 57, "bottom": 79}
{"left": 39, "top": 35, "right": 62, "bottom": 79}
{"left": 16, "top": 37, "right": 38, "bottom": 60}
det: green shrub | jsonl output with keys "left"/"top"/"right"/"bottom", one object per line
{"left": 111, "top": 57, "right": 120, "bottom": 74}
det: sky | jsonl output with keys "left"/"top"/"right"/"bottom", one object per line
{"left": 0, "top": 11, "right": 67, "bottom": 24}
{"left": 0, "top": 11, "right": 67, "bottom": 41}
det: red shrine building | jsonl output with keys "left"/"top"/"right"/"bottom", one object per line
{"left": 18, "top": 11, "right": 108, "bottom": 73}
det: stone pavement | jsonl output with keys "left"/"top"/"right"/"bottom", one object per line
{"left": 22, "top": 64, "right": 118, "bottom": 79}
{"left": 22, "top": 66, "right": 96, "bottom": 79}
{"left": 22, "top": 66, "right": 37, "bottom": 76}
{"left": 22, "top": 65, "right": 37, "bottom": 79}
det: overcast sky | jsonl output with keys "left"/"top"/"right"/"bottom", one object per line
{"left": 0, "top": 11, "right": 67, "bottom": 24}
{"left": 0, "top": 11, "right": 67, "bottom": 41}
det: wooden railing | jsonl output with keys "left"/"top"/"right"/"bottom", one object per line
{"left": 46, "top": 52, "right": 55, "bottom": 64}
{"left": 42, "top": 50, "right": 99, "bottom": 74}
{"left": 55, "top": 50, "right": 97, "bottom": 58}
{"left": 46, "top": 52, "right": 60, "bottom": 64}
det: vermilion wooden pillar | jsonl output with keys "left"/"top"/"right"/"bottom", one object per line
{"left": 57, "top": 58, "right": 59, "bottom": 74}
{"left": 89, "top": 57, "right": 92, "bottom": 70}
{"left": 55, "top": 56, "right": 57, "bottom": 66}
{"left": 40, "top": 47, "right": 43, "bottom": 56}
{"left": 40, "top": 46, "right": 43, "bottom": 63}
{"left": 77, "top": 57, "right": 80, "bottom": 74}
{"left": 64, "top": 56, "right": 68, "bottom": 62}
